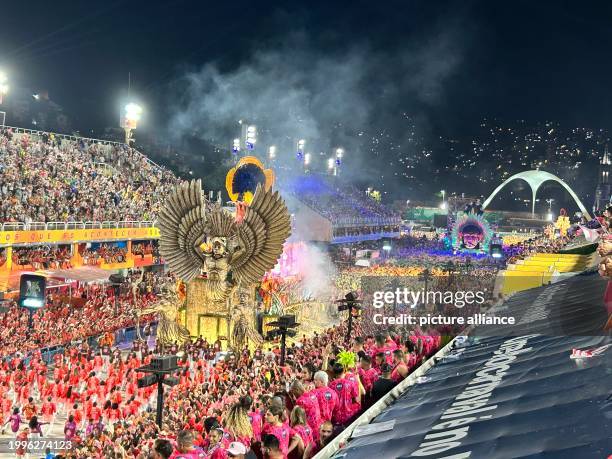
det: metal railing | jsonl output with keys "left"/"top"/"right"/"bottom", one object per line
{"left": 0, "top": 220, "right": 157, "bottom": 232}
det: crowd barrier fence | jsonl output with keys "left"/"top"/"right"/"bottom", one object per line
{"left": 4, "top": 322, "right": 158, "bottom": 367}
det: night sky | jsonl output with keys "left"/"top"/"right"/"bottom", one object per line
{"left": 2, "top": 0, "right": 612, "bottom": 206}
{"left": 2, "top": 1, "right": 612, "bottom": 131}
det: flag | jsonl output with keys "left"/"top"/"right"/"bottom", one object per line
{"left": 579, "top": 225, "right": 600, "bottom": 243}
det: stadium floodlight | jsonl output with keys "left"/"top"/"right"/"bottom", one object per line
{"left": 245, "top": 125, "right": 257, "bottom": 150}
{"left": 125, "top": 102, "right": 143, "bottom": 121}
{"left": 0, "top": 71, "right": 8, "bottom": 104}
{"left": 232, "top": 138, "right": 241, "bottom": 153}
{"left": 268, "top": 145, "right": 276, "bottom": 159}
{"left": 336, "top": 148, "right": 344, "bottom": 159}
{"left": 297, "top": 139, "right": 305, "bottom": 160}
{"left": 304, "top": 153, "right": 311, "bottom": 165}
{"left": 121, "top": 102, "right": 143, "bottom": 144}
{"left": 440, "top": 201, "right": 448, "bottom": 210}
{"left": 327, "top": 158, "right": 334, "bottom": 169}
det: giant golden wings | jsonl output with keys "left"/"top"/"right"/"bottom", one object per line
{"left": 157, "top": 179, "right": 291, "bottom": 285}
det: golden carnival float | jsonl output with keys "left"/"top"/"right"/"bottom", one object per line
{"left": 149, "top": 158, "right": 291, "bottom": 349}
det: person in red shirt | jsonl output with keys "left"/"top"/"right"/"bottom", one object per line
{"left": 288, "top": 381, "right": 321, "bottom": 434}
{"left": 357, "top": 355, "right": 379, "bottom": 396}
{"left": 202, "top": 428, "right": 227, "bottom": 459}
{"left": 89, "top": 401, "right": 102, "bottom": 422}
{"left": 22, "top": 397, "right": 37, "bottom": 421}
{"left": 69, "top": 403, "right": 83, "bottom": 428}
{"left": 262, "top": 405, "right": 291, "bottom": 458}
{"left": 390, "top": 350, "right": 409, "bottom": 384}
{"left": 329, "top": 363, "right": 360, "bottom": 427}
{"left": 288, "top": 406, "right": 314, "bottom": 459}
{"left": 313, "top": 371, "right": 338, "bottom": 423}
{"left": 303, "top": 421, "right": 333, "bottom": 459}
{"left": 40, "top": 396, "right": 56, "bottom": 429}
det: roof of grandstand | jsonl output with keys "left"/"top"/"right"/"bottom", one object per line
{"left": 328, "top": 271, "right": 612, "bottom": 459}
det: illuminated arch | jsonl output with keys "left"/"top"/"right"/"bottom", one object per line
{"left": 482, "top": 170, "right": 591, "bottom": 219}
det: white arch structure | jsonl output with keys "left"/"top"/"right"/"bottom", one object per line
{"left": 481, "top": 170, "right": 591, "bottom": 220}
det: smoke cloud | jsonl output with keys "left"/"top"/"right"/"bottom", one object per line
{"left": 294, "top": 243, "right": 337, "bottom": 301}
{"left": 165, "top": 28, "right": 464, "bottom": 188}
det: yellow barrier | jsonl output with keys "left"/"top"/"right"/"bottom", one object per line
{"left": 0, "top": 227, "right": 159, "bottom": 246}
{"left": 501, "top": 252, "right": 592, "bottom": 295}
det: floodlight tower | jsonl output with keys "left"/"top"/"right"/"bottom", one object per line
{"left": 297, "top": 139, "right": 305, "bottom": 160}
{"left": 335, "top": 148, "right": 344, "bottom": 175}
{"left": 0, "top": 71, "right": 8, "bottom": 125}
{"left": 0, "top": 71, "right": 8, "bottom": 105}
{"left": 121, "top": 102, "right": 143, "bottom": 144}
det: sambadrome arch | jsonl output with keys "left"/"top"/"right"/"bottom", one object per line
{"left": 481, "top": 170, "right": 591, "bottom": 220}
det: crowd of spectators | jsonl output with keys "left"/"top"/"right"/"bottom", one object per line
{"left": 11, "top": 246, "right": 73, "bottom": 270}
{"left": 79, "top": 244, "right": 129, "bottom": 265}
{"left": 132, "top": 241, "right": 163, "bottom": 265}
{"left": 0, "top": 317, "right": 441, "bottom": 458}
{"left": 0, "top": 128, "right": 179, "bottom": 224}
{"left": 281, "top": 175, "right": 400, "bottom": 228}
{"left": 0, "top": 270, "right": 168, "bottom": 359}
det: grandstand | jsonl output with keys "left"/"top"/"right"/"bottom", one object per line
{"left": 279, "top": 174, "right": 401, "bottom": 243}
{"left": 0, "top": 125, "right": 178, "bottom": 224}
{"left": 0, "top": 126, "right": 171, "bottom": 295}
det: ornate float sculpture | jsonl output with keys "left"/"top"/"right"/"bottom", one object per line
{"left": 156, "top": 179, "right": 291, "bottom": 347}
{"left": 554, "top": 208, "right": 571, "bottom": 237}
{"left": 135, "top": 281, "right": 191, "bottom": 347}
{"left": 451, "top": 212, "right": 493, "bottom": 252}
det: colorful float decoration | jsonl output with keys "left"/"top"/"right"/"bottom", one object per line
{"left": 225, "top": 156, "right": 275, "bottom": 204}
{"left": 451, "top": 212, "right": 493, "bottom": 252}
{"left": 554, "top": 208, "right": 571, "bottom": 237}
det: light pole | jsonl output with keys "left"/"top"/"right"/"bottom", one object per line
{"left": 245, "top": 125, "right": 257, "bottom": 151}
{"left": 304, "top": 153, "right": 311, "bottom": 173}
{"left": 336, "top": 292, "right": 361, "bottom": 344}
{"left": 137, "top": 356, "right": 180, "bottom": 427}
{"left": 121, "top": 103, "right": 143, "bottom": 144}
{"left": 0, "top": 72, "right": 8, "bottom": 105}
{"left": 335, "top": 148, "right": 344, "bottom": 175}
{"left": 266, "top": 315, "right": 299, "bottom": 366}
{"left": 546, "top": 198, "right": 554, "bottom": 221}
{"left": 268, "top": 145, "right": 276, "bottom": 162}
{"left": 297, "top": 139, "right": 305, "bottom": 160}
{"left": 328, "top": 157, "right": 335, "bottom": 175}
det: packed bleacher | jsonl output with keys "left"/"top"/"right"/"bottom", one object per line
{"left": 0, "top": 270, "right": 169, "bottom": 359}
{"left": 79, "top": 244, "right": 129, "bottom": 265}
{"left": 281, "top": 175, "right": 400, "bottom": 228}
{"left": 0, "top": 127, "right": 179, "bottom": 224}
{"left": 11, "top": 246, "right": 73, "bottom": 270}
